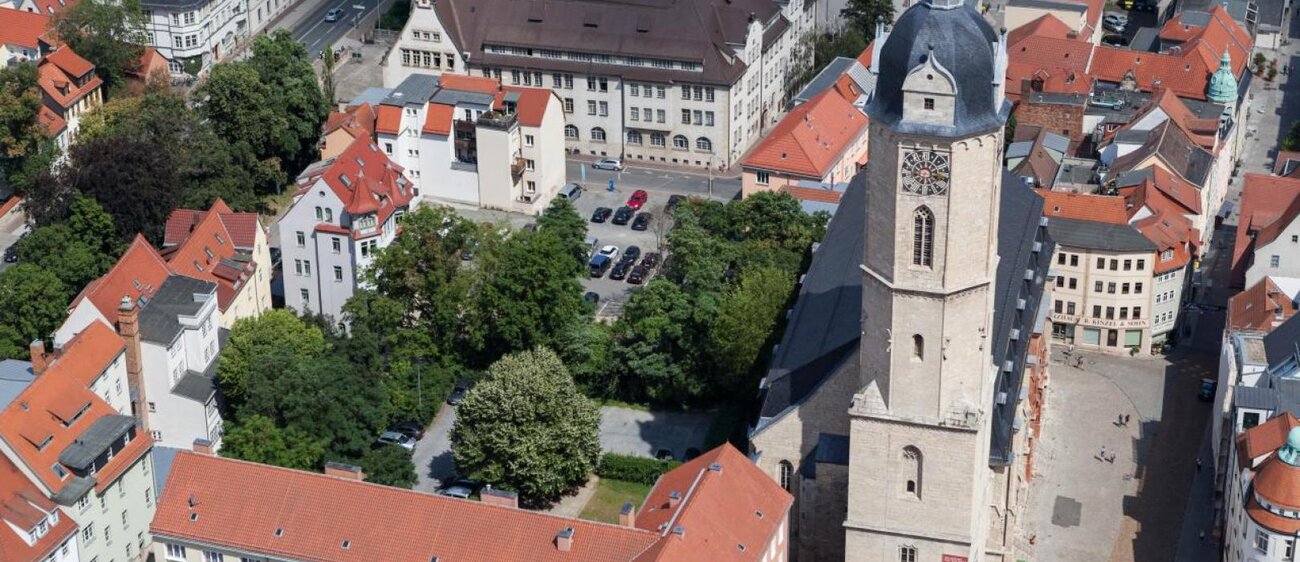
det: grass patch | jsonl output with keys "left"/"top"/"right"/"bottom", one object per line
{"left": 578, "top": 478, "right": 652, "bottom": 524}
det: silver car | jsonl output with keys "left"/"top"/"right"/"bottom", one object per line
{"left": 376, "top": 431, "right": 415, "bottom": 450}
{"left": 592, "top": 158, "right": 623, "bottom": 171}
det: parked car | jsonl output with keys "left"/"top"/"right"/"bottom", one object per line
{"left": 612, "top": 206, "right": 634, "bottom": 225}
{"left": 627, "top": 265, "right": 648, "bottom": 284}
{"left": 1102, "top": 34, "right": 1129, "bottom": 47}
{"left": 2, "top": 246, "right": 16, "bottom": 263}
{"left": 590, "top": 207, "right": 613, "bottom": 223}
{"left": 447, "top": 381, "right": 472, "bottom": 405}
{"left": 387, "top": 421, "right": 425, "bottom": 441}
{"left": 583, "top": 291, "right": 600, "bottom": 305}
{"left": 1199, "top": 378, "right": 1217, "bottom": 401}
{"left": 376, "top": 431, "right": 416, "bottom": 450}
{"left": 589, "top": 254, "right": 612, "bottom": 278}
{"left": 598, "top": 245, "right": 620, "bottom": 260}
{"left": 437, "top": 478, "right": 483, "bottom": 499}
{"left": 655, "top": 448, "right": 675, "bottom": 461}
{"left": 559, "top": 183, "right": 583, "bottom": 201}
{"left": 641, "top": 252, "right": 661, "bottom": 269}
{"left": 592, "top": 158, "right": 623, "bottom": 171}
{"left": 631, "top": 212, "right": 652, "bottom": 231}
{"left": 666, "top": 194, "right": 687, "bottom": 214}
{"left": 626, "top": 189, "right": 649, "bottom": 210}
{"left": 461, "top": 241, "right": 478, "bottom": 261}
{"left": 325, "top": 8, "right": 343, "bottom": 21}
{"left": 622, "top": 245, "right": 641, "bottom": 263}
{"left": 610, "top": 261, "right": 631, "bottom": 280}
{"left": 1103, "top": 13, "right": 1128, "bottom": 26}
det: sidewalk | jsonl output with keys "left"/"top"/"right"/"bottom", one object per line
{"left": 568, "top": 153, "right": 741, "bottom": 180}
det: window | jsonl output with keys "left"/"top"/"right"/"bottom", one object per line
{"left": 693, "top": 110, "right": 702, "bottom": 125}
{"left": 672, "top": 135, "right": 688, "bottom": 149}
{"left": 630, "top": 83, "right": 639, "bottom": 96}
{"left": 333, "top": 266, "right": 343, "bottom": 282}
{"left": 657, "top": 109, "right": 666, "bottom": 123}
{"left": 1123, "top": 259, "right": 1132, "bottom": 270}
{"left": 651, "top": 133, "right": 665, "bottom": 147}
{"left": 1069, "top": 278, "right": 1077, "bottom": 289}
{"left": 1133, "top": 306, "right": 1141, "bottom": 319}
{"left": 587, "top": 100, "right": 597, "bottom": 115}
{"left": 912, "top": 207, "right": 934, "bottom": 267}
{"left": 1135, "top": 282, "right": 1143, "bottom": 294}
{"left": 83, "top": 523, "right": 94, "bottom": 544}
{"left": 1244, "top": 411, "right": 1261, "bottom": 429}
{"left": 627, "top": 131, "right": 643, "bottom": 145}
{"left": 656, "top": 86, "right": 665, "bottom": 98}
{"left": 325, "top": 208, "right": 333, "bottom": 222}
{"left": 922, "top": 97, "right": 935, "bottom": 110}
{"left": 204, "top": 551, "right": 224, "bottom": 562}
{"left": 1096, "top": 257, "right": 1105, "bottom": 269}
{"left": 1094, "top": 281, "right": 1103, "bottom": 293}
{"left": 630, "top": 107, "right": 640, "bottom": 121}
{"left": 1121, "top": 283, "right": 1130, "bottom": 294}
{"left": 756, "top": 171, "right": 770, "bottom": 185}
{"left": 681, "top": 85, "right": 690, "bottom": 99}
{"left": 1272, "top": 255, "right": 1281, "bottom": 268}
{"left": 598, "top": 101, "right": 608, "bottom": 116}
{"left": 1093, "top": 305, "right": 1102, "bottom": 318}
{"left": 384, "top": 142, "right": 393, "bottom": 155}
{"left": 705, "top": 111, "right": 714, "bottom": 126}
{"left": 1107, "top": 282, "right": 1116, "bottom": 294}
{"left": 901, "top": 446, "right": 922, "bottom": 498}
{"left": 1057, "top": 253, "right": 1066, "bottom": 265}
{"left": 778, "top": 460, "right": 793, "bottom": 491}
{"left": 900, "top": 545, "right": 917, "bottom": 562}
{"left": 563, "top": 98, "right": 574, "bottom": 113}
{"left": 300, "top": 289, "right": 310, "bottom": 306}
{"left": 1119, "top": 307, "right": 1128, "bottom": 320}
{"left": 565, "top": 125, "right": 578, "bottom": 139}
{"left": 705, "top": 87, "right": 715, "bottom": 102}
{"left": 1110, "top": 259, "right": 1118, "bottom": 270}
{"left": 145, "top": 488, "right": 152, "bottom": 507}
{"left": 696, "top": 137, "right": 712, "bottom": 151}
{"left": 331, "top": 237, "right": 341, "bottom": 254}
{"left": 1067, "top": 302, "right": 1076, "bottom": 314}
{"left": 295, "top": 231, "right": 305, "bottom": 247}
{"left": 912, "top": 335, "right": 924, "bottom": 360}
{"left": 525, "top": 134, "right": 534, "bottom": 146}
{"left": 681, "top": 109, "right": 691, "bottom": 124}
{"left": 1070, "top": 255, "right": 1079, "bottom": 266}
{"left": 591, "top": 127, "right": 606, "bottom": 142}
{"left": 1055, "top": 300, "right": 1063, "bottom": 313}
{"left": 1256, "top": 529, "right": 1269, "bottom": 553}
{"left": 1106, "top": 306, "right": 1115, "bottom": 319}
{"left": 165, "top": 544, "right": 186, "bottom": 560}
{"left": 1136, "top": 259, "right": 1145, "bottom": 270}
{"left": 315, "top": 206, "right": 323, "bottom": 219}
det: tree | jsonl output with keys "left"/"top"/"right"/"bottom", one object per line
{"left": 51, "top": 0, "right": 147, "bottom": 93}
{"left": 197, "top": 62, "right": 292, "bottom": 192}
{"left": 708, "top": 266, "right": 796, "bottom": 394}
{"left": 241, "top": 353, "right": 389, "bottom": 458}
{"left": 0, "top": 64, "right": 46, "bottom": 188}
{"left": 59, "top": 133, "right": 180, "bottom": 242}
{"left": 450, "top": 348, "right": 600, "bottom": 507}
{"left": 217, "top": 310, "right": 328, "bottom": 411}
{"left": 733, "top": 191, "right": 818, "bottom": 253}
{"left": 321, "top": 47, "right": 337, "bottom": 106}
{"left": 220, "top": 414, "right": 327, "bottom": 470}
{"left": 611, "top": 280, "right": 718, "bottom": 404}
{"left": 536, "top": 197, "right": 589, "bottom": 275}
{"left": 472, "top": 230, "right": 587, "bottom": 361}
{"left": 553, "top": 321, "right": 615, "bottom": 396}
{"left": 665, "top": 212, "right": 731, "bottom": 292}
{"left": 841, "top": 0, "right": 893, "bottom": 41}
{"left": 1284, "top": 120, "right": 1300, "bottom": 151}
{"left": 0, "top": 265, "right": 69, "bottom": 359}
{"left": 357, "top": 445, "right": 417, "bottom": 488}
{"left": 14, "top": 195, "right": 119, "bottom": 293}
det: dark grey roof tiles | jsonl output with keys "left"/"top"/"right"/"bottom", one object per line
{"left": 867, "top": 1, "right": 1007, "bottom": 137}
{"left": 431, "top": 88, "right": 497, "bottom": 107}
{"left": 139, "top": 275, "right": 217, "bottom": 345}
{"left": 59, "top": 415, "right": 136, "bottom": 470}
{"left": 796, "top": 57, "right": 858, "bottom": 103}
{"left": 1048, "top": 217, "right": 1157, "bottom": 252}
{"left": 383, "top": 74, "right": 440, "bottom": 106}
{"left": 1234, "top": 384, "right": 1279, "bottom": 410}
{"left": 1264, "top": 313, "right": 1300, "bottom": 367}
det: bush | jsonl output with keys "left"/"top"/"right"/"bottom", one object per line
{"left": 596, "top": 453, "right": 681, "bottom": 486}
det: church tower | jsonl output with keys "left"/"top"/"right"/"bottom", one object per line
{"left": 845, "top": 0, "right": 1010, "bottom": 559}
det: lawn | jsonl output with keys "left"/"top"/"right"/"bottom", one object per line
{"left": 578, "top": 478, "right": 652, "bottom": 524}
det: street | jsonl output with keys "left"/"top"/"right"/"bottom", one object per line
{"left": 564, "top": 158, "right": 741, "bottom": 201}
{"left": 284, "top": 0, "right": 381, "bottom": 58}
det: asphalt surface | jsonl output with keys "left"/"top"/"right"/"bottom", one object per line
{"left": 565, "top": 159, "right": 742, "bottom": 202}
{"left": 290, "top": 0, "right": 380, "bottom": 59}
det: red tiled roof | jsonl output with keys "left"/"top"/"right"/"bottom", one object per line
{"left": 1087, "top": 7, "right": 1250, "bottom": 100}
{"left": 1037, "top": 190, "right": 1129, "bottom": 224}
{"left": 296, "top": 137, "right": 412, "bottom": 229}
{"left": 37, "top": 47, "right": 101, "bottom": 110}
{"left": 1005, "top": 15, "right": 1092, "bottom": 100}
{"left": 43, "top": 45, "right": 93, "bottom": 79}
{"left": 375, "top": 104, "right": 401, "bottom": 135}
{"left": 1232, "top": 174, "right": 1300, "bottom": 287}
{"left": 1123, "top": 89, "right": 1220, "bottom": 149}
{"left": 37, "top": 105, "right": 65, "bottom": 136}
{"left": 1238, "top": 413, "right": 1300, "bottom": 469}
{"left": 27, "top": 0, "right": 77, "bottom": 15}
{"left": 1119, "top": 166, "right": 1202, "bottom": 216}
{"left": 0, "top": 324, "right": 147, "bottom": 495}
{"left": 164, "top": 200, "right": 261, "bottom": 249}
{"left": 1131, "top": 210, "right": 1194, "bottom": 274}
{"left": 856, "top": 41, "right": 874, "bottom": 68}
{"left": 324, "top": 103, "right": 377, "bottom": 143}
{"left": 0, "top": 456, "right": 77, "bottom": 562}
{"left": 741, "top": 89, "right": 867, "bottom": 179}
{"left": 0, "top": 8, "right": 49, "bottom": 51}
{"left": 440, "top": 73, "right": 501, "bottom": 94}
{"left": 780, "top": 185, "right": 843, "bottom": 204}
{"left": 163, "top": 201, "right": 254, "bottom": 313}
{"left": 502, "top": 86, "right": 553, "bottom": 127}
{"left": 72, "top": 234, "right": 171, "bottom": 326}
{"left": 1252, "top": 451, "right": 1300, "bottom": 522}
{"left": 633, "top": 445, "right": 792, "bottom": 562}
{"left": 1228, "top": 277, "right": 1299, "bottom": 333}
{"left": 1274, "top": 151, "right": 1300, "bottom": 178}
{"left": 421, "top": 102, "right": 453, "bottom": 135}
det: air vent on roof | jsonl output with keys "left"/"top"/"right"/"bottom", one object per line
{"left": 189, "top": 513, "right": 199, "bottom": 521}
{"left": 738, "top": 544, "right": 746, "bottom": 551}
{"left": 708, "top": 462, "right": 722, "bottom": 473}
{"left": 755, "top": 510, "right": 764, "bottom": 519}
{"left": 342, "top": 540, "right": 351, "bottom": 549}
{"left": 188, "top": 495, "right": 196, "bottom": 507}
{"left": 274, "top": 528, "right": 284, "bottom": 537}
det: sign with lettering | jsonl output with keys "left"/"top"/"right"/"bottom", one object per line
{"left": 1049, "top": 313, "right": 1147, "bottom": 330}
{"left": 942, "top": 555, "right": 968, "bottom": 562}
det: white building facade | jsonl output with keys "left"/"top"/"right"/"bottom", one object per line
{"left": 140, "top": 0, "right": 246, "bottom": 73}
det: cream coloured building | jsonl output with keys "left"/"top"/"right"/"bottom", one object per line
{"left": 1046, "top": 219, "right": 1157, "bottom": 354}
{"left": 748, "top": 2, "right": 1055, "bottom": 560}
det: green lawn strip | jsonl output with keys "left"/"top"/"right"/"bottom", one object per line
{"left": 578, "top": 478, "right": 652, "bottom": 524}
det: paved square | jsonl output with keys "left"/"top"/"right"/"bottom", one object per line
{"left": 1052, "top": 496, "right": 1082, "bottom": 528}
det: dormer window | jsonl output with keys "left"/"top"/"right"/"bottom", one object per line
{"left": 923, "top": 98, "right": 935, "bottom": 110}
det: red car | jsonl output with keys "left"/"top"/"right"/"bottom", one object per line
{"left": 626, "top": 189, "right": 649, "bottom": 210}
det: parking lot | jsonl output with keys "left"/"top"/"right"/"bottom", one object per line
{"left": 568, "top": 185, "right": 674, "bottom": 319}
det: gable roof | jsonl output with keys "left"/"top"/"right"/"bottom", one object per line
{"left": 1236, "top": 412, "right": 1300, "bottom": 469}
{"left": 72, "top": 234, "right": 172, "bottom": 327}
{"left": 1005, "top": 15, "right": 1093, "bottom": 100}
{"left": 1108, "top": 121, "right": 1214, "bottom": 187}
{"left": 159, "top": 207, "right": 253, "bottom": 313}
{"left": 37, "top": 47, "right": 101, "bottom": 110}
{"left": 375, "top": 104, "right": 401, "bottom": 135}
{"left": 1115, "top": 166, "right": 1202, "bottom": 216}
{"left": 1037, "top": 190, "right": 1129, "bottom": 224}
{"left": 741, "top": 89, "right": 867, "bottom": 179}
{"left": 163, "top": 200, "right": 261, "bottom": 250}
{"left": 152, "top": 443, "right": 787, "bottom": 562}
{"left": 0, "top": 455, "right": 77, "bottom": 562}
{"left": 1131, "top": 210, "right": 1194, "bottom": 273}
{"left": 1232, "top": 174, "right": 1300, "bottom": 287}
{"left": 324, "top": 103, "right": 377, "bottom": 144}
{"left": 1228, "top": 276, "right": 1300, "bottom": 334}
{"left": 1274, "top": 151, "right": 1300, "bottom": 178}
{"left": 502, "top": 85, "right": 554, "bottom": 127}
{"left": 0, "top": 8, "right": 49, "bottom": 51}
{"left": 1087, "top": 6, "right": 1250, "bottom": 100}
{"left": 295, "top": 137, "right": 412, "bottom": 232}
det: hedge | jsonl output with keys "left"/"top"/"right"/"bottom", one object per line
{"left": 596, "top": 453, "right": 681, "bottom": 486}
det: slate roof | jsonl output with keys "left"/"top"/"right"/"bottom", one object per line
{"left": 0, "top": 359, "right": 34, "bottom": 412}
{"left": 1264, "top": 313, "right": 1300, "bottom": 368}
{"left": 1108, "top": 121, "right": 1213, "bottom": 187}
{"left": 138, "top": 275, "right": 216, "bottom": 345}
{"left": 1048, "top": 217, "right": 1157, "bottom": 252}
{"left": 382, "top": 74, "right": 439, "bottom": 106}
{"left": 171, "top": 329, "right": 225, "bottom": 402}
{"left": 57, "top": 414, "right": 135, "bottom": 470}
{"left": 867, "top": 1, "right": 1006, "bottom": 137}
{"left": 795, "top": 57, "right": 858, "bottom": 103}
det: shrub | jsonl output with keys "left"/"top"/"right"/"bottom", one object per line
{"left": 596, "top": 453, "right": 681, "bottom": 486}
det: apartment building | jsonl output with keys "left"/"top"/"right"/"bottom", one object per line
{"left": 37, "top": 47, "right": 103, "bottom": 153}
{"left": 162, "top": 199, "right": 273, "bottom": 328}
{"left": 1043, "top": 193, "right": 1158, "bottom": 354}
{"left": 139, "top": 0, "right": 246, "bottom": 73}
{"left": 381, "top": 0, "right": 812, "bottom": 169}
{"left": 0, "top": 324, "right": 157, "bottom": 562}
{"left": 151, "top": 442, "right": 790, "bottom": 562}
{"left": 278, "top": 136, "right": 414, "bottom": 321}
{"left": 0, "top": 8, "right": 51, "bottom": 66}
{"left": 0, "top": 454, "right": 81, "bottom": 562}
{"left": 1233, "top": 174, "right": 1300, "bottom": 290}
{"left": 373, "top": 74, "right": 568, "bottom": 212}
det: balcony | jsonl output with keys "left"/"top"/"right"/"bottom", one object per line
{"left": 510, "top": 152, "right": 526, "bottom": 179}
{"left": 477, "top": 110, "right": 518, "bottom": 131}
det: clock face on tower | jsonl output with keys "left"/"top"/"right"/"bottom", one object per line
{"left": 900, "top": 150, "right": 951, "bottom": 196}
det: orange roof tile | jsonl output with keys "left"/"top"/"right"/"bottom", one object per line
{"left": 0, "top": 456, "right": 77, "bottom": 562}
{"left": 439, "top": 73, "right": 501, "bottom": 94}
{"left": 73, "top": 234, "right": 172, "bottom": 326}
{"left": 162, "top": 202, "right": 254, "bottom": 313}
{"left": 1274, "top": 151, "right": 1300, "bottom": 178}
{"left": 741, "top": 89, "right": 867, "bottom": 179}
{"left": 296, "top": 137, "right": 412, "bottom": 230}
{"left": 856, "top": 41, "right": 874, "bottom": 68}
{"left": 43, "top": 321, "right": 125, "bottom": 388}
{"left": 502, "top": 86, "right": 553, "bottom": 127}
{"left": 163, "top": 202, "right": 262, "bottom": 250}
{"left": 1131, "top": 211, "right": 1194, "bottom": 273}
{"left": 37, "top": 47, "right": 101, "bottom": 110}
{"left": 1232, "top": 174, "right": 1300, "bottom": 287}
{"left": 27, "top": 0, "right": 77, "bottom": 15}
{"left": 1253, "top": 451, "right": 1300, "bottom": 514}
{"left": 1228, "top": 277, "right": 1299, "bottom": 333}
{"left": 1005, "top": 15, "right": 1093, "bottom": 99}
{"left": 37, "top": 105, "right": 65, "bottom": 136}
{"left": 43, "top": 46, "right": 93, "bottom": 79}
{"left": 780, "top": 185, "right": 843, "bottom": 205}
{"left": 375, "top": 104, "right": 401, "bottom": 135}
{"left": 421, "top": 103, "right": 453, "bottom": 135}
{"left": 324, "top": 103, "right": 377, "bottom": 143}
{"left": 0, "top": 8, "right": 49, "bottom": 51}
{"left": 1088, "top": 7, "right": 1250, "bottom": 100}
{"left": 1037, "top": 190, "right": 1129, "bottom": 224}
{"left": 1238, "top": 413, "right": 1300, "bottom": 468}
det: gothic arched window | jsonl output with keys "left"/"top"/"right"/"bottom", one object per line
{"left": 779, "top": 460, "right": 794, "bottom": 491}
{"left": 902, "top": 446, "right": 922, "bottom": 499}
{"left": 912, "top": 207, "right": 934, "bottom": 267}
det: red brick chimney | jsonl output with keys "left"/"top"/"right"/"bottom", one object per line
{"left": 619, "top": 502, "right": 636, "bottom": 527}
{"left": 555, "top": 528, "right": 574, "bottom": 552}
{"left": 481, "top": 487, "right": 519, "bottom": 508}
{"left": 28, "top": 340, "right": 48, "bottom": 375}
{"left": 193, "top": 439, "right": 215, "bottom": 455}
{"left": 324, "top": 462, "right": 365, "bottom": 481}
{"left": 117, "top": 296, "right": 149, "bottom": 433}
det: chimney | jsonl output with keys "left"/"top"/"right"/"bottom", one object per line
{"left": 619, "top": 502, "right": 636, "bottom": 527}
{"left": 29, "top": 340, "right": 48, "bottom": 375}
{"left": 118, "top": 296, "right": 149, "bottom": 433}
{"left": 481, "top": 487, "right": 519, "bottom": 509}
{"left": 668, "top": 490, "right": 682, "bottom": 508}
{"left": 708, "top": 462, "right": 723, "bottom": 473}
{"left": 324, "top": 461, "right": 365, "bottom": 481}
{"left": 556, "top": 528, "right": 574, "bottom": 552}
{"left": 193, "top": 438, "right": 215, "bottom": 455}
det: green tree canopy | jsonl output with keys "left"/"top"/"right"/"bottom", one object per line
{"left": 1285, "top": 120, "right": 1300, "bottom": 151}
{"left": 0, "top": 265, "right": 69, "bottom": 359}
{"left": 611, "top": 280, "right": 717, "bottom": 404}
{"left": 50, "top": 0, "right": 147, "bottom": 93}
{"left": 840, "top": 0, "right": 893, "bottom": 41}
{"left": 241, "top": 353, "right": 389, "bottom": 458}
{"left": 536, "top": 197, "right": 589, "bottom": 275}
{"left": 356, "top": 445, "right": 417, "bottom": 488}
{"left": 0, "top": 64, "right": 46, "bottom": 188}
{"left": 217, "top": 310, "right": 328, "bottom": 411}
{"left": 471, "top": 230, "right": 587, "bottom": 362}
{"left": 220, "top": 414, "right": 327, "bottom": 471}
{"left": 708, "top": 266, "right": 796, "bottom": 394}
{"left": 553, "top": 321, "right": 615, "bottom": 397}
{"left": 14, "top": 195, "right": 119, "bottom": 294}
{"left": 450, "top": 348, "right": 600, "bottom": 507}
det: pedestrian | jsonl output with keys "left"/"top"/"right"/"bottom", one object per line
{"left": 1197, "top": 458, "right": 1203, "bottom": 472}
{"left": 1107, "top": 453, "right": 1116, "bottom": 463}
{"left": 1116, "top": 414, "right": 1124, "bottom": 426}
{"left": 1125, "top": 414, "right": 1131, "bottom": 425}
{"left": 1098, "top": 446, "right": 1106, "bottom": 460}
{"left": 1076, "top": 356, "right": 1084, "bottom": 369}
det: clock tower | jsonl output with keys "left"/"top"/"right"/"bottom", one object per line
{"left": 844, "top": 0, "right": 1010, "bottom": 559}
